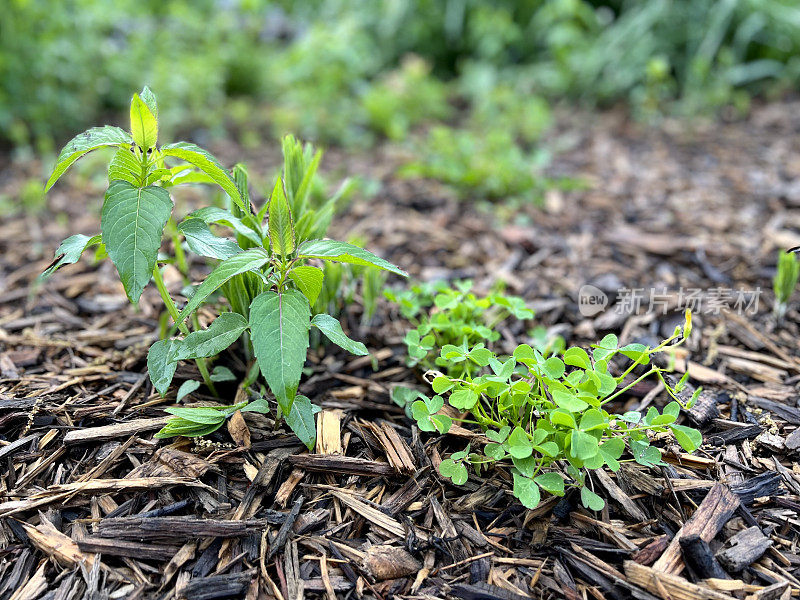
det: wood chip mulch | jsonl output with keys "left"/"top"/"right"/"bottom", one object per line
{"left": 2, "top": 102, "right": 800, "bottom": 599}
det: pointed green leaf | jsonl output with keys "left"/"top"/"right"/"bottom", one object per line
{"left": 130, "top": 93, "right": 158, "bottom": 150}
{"left": 139, "top": 86, "right": 158, "bottom": 118}
{"left": 40, "top": 234, "right": 101, "bottom": 280}
{"left": 164, "top": 406, "right": 226, "bottom": 425}
{"left": 284, "top": 394, "right": 316, "bottom": 450}
{"left": 249, "top": 289, "right": 311, "bottom": 415}
{"left": 173, "top": 312, "right": 248, "bottom": 360}
{"left": 297, "top": 239, "right": 407, "bottom": 276}
{"left": 108, "top": 146, "right": 145, "bottom": 186}
{"left": 46, "top": 126, "right": 132, "bottom": 191}
{"left": 311, "top": 313, "right": 368, "bottom": 356}
{"left": 161, "top": 142, "right": 244, "bottom": 213}
{"left": 187, "top": 207, "right": 262, "bottom": 245}
{"left": 148, "top": 339, "right": 177, "bottom": 396}
{"left": 101, "top": 181, "right": 172, "bottom": 302}
{"left": 178, "top": 218, "right": 242, "bottom": 260}
{"left": 288, "top": 265, "right": 324, "bottom": 305}
{"left": 267, "top": 178, "right": 295, "bottom": 256}
{"left": 177, "top": 248, "right": 270, "bottom": 322}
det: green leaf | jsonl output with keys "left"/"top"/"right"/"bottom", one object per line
{"left": 46, "top": 126, "right": 132, "bottom": 191}
{"left": 188, "top": 207, "right": 262, "bottom": 245}
{"left": 579, "top": 409, "right": 607, "bottom": 432}
{"left": 431, "top": 377, "right": 455, "bottom": 394}
{"left": 507, "top": 426, "right": 533, "bottom": 459}
{"left": 154, "top": 418, "right": 224, "bottom": 439}
{"left": 631, "top": 440, "right": 664, "bottom": 468}
{"left": 297, "top": 239, "right": 407, "bottom": 276}
{"left": 101, "top": 181, "right": 172, "bottom": 302}
{"left": 534, "top": 472, "right": 565, "bottom": 495}
{"left": 670, "top": 424, "right": 703, "bottom": 452}
{"left": 449, "top": 389, "right": 478, "bottom": 410}
{"left": 288, "top": 266, "right": 324, "bottom": 305}
{"left": 139, "top": 86, "right": 158, "bottom": 118}
{"left": 147, "top": 339, "right": 177, "bottom": 396}
{"left": 451, "top": 463, "right": 469, "bottom": 485}
{"left": 210, "top": 366, "right": 237, "bottom": 382}
{"left": 179, "top": 219, "right": 242, "bottom": 260}
{"left": 485, "top": 443, "right": 506, "bottom": 460}
{"left": 430, "top": 414, "right": 452, "bottom": 434}
{"left": 550, "top": 409, "right": 577, "bottom": 429}
{"left": 108, "top": 146, "right": 145, "bottom": 186}
{"left": 599, "top": 437, "right": 625, "bottom": 471}
{"left": 174, "top": 312, "right": 248, "bottom": 360}
{"left": 311, "top": 313, "right": 368, "bottom": 356}
{"left": 250, "top": 289, "right": 311, "bottom": 415}
{"left": 486, "top": 425, "right": 511, "bottom": 443}
{"left": 176, "top": 380, "right": 201, "bottom": 402}
{"left": 284, "top": 394, "right": 316, "bottom": 450}
{"left": 161, "top": 142, "right": 245, "bottom": 213}
{"left": 177, "top": 248, "right": 270, "bottom": 322}
{"left": 267, "top": 178, "right": 295, "bottom": 256}
{"left": 543, "top": 357, "right": 565, "bottom": 379}
{"left": 534, "top": 441, "right": 560, "bottom": 457}
{"left": 40, "top": 234, "right": 102, "bottom": 280}
{"left": 130, "top": 93, "right": 158, "bottom": 150}
{"left": 570, "top": 430, "right": 599, "bottom": 460}
{"left": 164, "top": 406, "right": 226, "bottom": 425}
{"left": 563, "top": 347, "right": 591, "bottom": 369}
{"left": 552, "top": 389, "right": 589, "bottom": 413}
{"left": 513, "top": 473, "right": 541, "bottom": 509}
{"left": 580, "top": 487, "right": 605, "bottom": 511}
{"left": 391, "top": 386, "right": 422, "bottom": 408}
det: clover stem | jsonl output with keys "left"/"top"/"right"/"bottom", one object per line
{"left": 600, "top": 367, "right": 658, "bottom": 405}
{"left": 152, "top": 263, "right": 218, "bottom": 396}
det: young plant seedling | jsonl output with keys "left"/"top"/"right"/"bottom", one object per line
{"left": 43, "top": 88, "right": 407, "bottom": 449}
{"left": 386, "top": 280, "right": 533, "bottom": 376}
{"left": 773, "top": 250, "right": 799, "bottom": 321}
{"left": 397, "top": 310, "right": 702, "bottom": 512}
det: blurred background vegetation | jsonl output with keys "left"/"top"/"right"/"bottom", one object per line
{"left": 2, "top": 0, "right": 800, "bottom": 201}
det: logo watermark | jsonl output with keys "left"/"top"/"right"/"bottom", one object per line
{"left": 578, "top": 284, "right": 608, "bottom": 316}
{"left": 578, "top": 286, "right": 761, "bottom": 317}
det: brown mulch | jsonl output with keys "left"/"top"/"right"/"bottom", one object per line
{"left": 2, "top": 102, "right": 800, "bottom": 599}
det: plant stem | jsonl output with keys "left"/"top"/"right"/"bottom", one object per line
{"left": 152, "top": 264, "right": 218, "bottom": 396}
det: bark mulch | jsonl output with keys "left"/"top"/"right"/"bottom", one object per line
{"left": 2, "top": 102, "right": 800, "bottom": 599}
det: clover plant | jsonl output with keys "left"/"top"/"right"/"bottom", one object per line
{"left": 400, "top": 311, "right": 702, "bottom": 511}
{"left": 42, "top": 88, "right": 406, "bottom": 449}
{"left": 385, "top": 280, "right": 533, "bottom": 376}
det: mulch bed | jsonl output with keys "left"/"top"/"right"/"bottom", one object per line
{"left": 2, "top": 102, "right": 800, "bottom": 599}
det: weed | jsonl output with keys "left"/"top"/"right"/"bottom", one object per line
{"left": 42, "top": 88, "right": 406, "bottom": 449}
{"left": 397, "top": 312, "right": 702, "bottom": 511}
{"left": 773, "top": 250, "right": 799, "bottom": 320}
{"left": 386, "top": 280, "right": 533, "bottom": 376}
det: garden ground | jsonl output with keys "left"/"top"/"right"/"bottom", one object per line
{"left": 2, "top": 102, "right": 800, "bottom": 598}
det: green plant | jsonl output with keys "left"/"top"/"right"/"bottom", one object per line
{"left": 400, "top": 126, "right": 551, "bottom": 204}
{"left": 773, "top": 250, "right": 800, "bottom": 320}
{"left": 362, "top": 55, "right": 451, "bottom": 141}
{"left": 385, "top": 280, "right": 533, "bottom": 376}
{"left": 42, "top": 88, "right": 406, "bottom": 449}
{"left": 398, "top": 311, "right": 702, "bottom": 511}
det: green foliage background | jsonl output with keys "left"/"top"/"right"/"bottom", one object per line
{"left": 3, "top": 0, "right": 800, "bottom": 152}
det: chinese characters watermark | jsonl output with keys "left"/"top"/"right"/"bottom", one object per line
{"left": 578, "top": 286, "right": 761, "bottom": 317}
